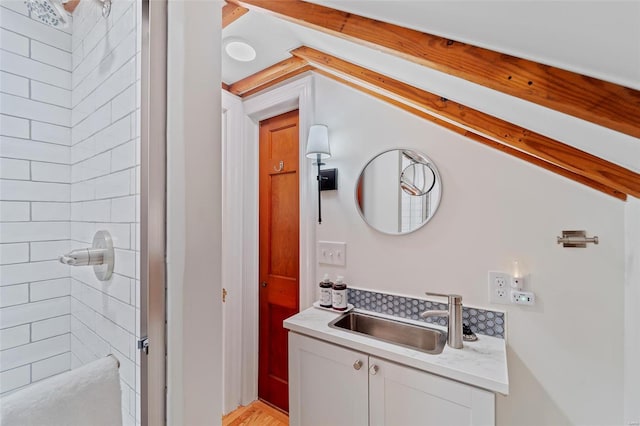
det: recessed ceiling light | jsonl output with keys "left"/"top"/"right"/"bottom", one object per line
{"left": 224, "top": 38, "right": 256, "bottom": 62}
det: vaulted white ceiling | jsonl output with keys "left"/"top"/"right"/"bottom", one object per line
{"left": 221, "top": 1, "right": 640, "bottom": 173}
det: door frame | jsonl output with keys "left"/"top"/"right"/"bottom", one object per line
{"left": 221, "top": 75, "right": 316, "bottom": 407}
{"left": 221, "top": 90, "right": 244, "bottom": 414}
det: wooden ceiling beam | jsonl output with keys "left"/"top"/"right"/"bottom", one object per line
{"left": 227, "top": 56, "right": 309, "bottom": 96}
{"left": 222, "top": 2, "right": 249, "bottom": 28}
{"left": 292, "top": 46, "right": 639, "bottom": 199}
{"left": 314, "top": 69, "right": 625, "bottom": 201}
{"left": 240, "top": 65, "right": 314, "bottom": 98}
{"left": 231, "top": 0, "right": 640, "bottom": 139}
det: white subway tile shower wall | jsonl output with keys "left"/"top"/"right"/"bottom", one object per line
{"left": 69, "top": 1, "right": 141, "bottom": 424}
{"left": 0, "top": 1, "right": 72, "bottom": 395}
{"left": 0, "top": 1, "right": 142, "bottom": 424}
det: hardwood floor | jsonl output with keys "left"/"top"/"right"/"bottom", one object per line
{"left": 222, "top": 400, "right": 289, "bottom": 426}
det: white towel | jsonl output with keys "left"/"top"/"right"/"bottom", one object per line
{"left": 0, "top": 356, "right": 122, "bottom": 426}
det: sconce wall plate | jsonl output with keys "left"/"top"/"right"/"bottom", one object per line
{"left": 320, "top": 168, "right": 338, "bottom": 191}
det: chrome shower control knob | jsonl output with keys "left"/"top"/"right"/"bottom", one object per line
{"left": 353, "top": 360, "right": 363, "bottom": 370}
{"left": 369, "top": 365, "right": 379, "bottom": 375}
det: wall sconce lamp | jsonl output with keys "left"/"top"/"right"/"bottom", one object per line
{"left": 306, "top": 125, "right": 338, "bottom": 224}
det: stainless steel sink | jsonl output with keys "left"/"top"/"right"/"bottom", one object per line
{"left": 329, "top": 311, "right": 447, "bottom": 355}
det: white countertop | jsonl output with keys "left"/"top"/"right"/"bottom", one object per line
{"left": 284, "top": 307, "right": 509, "bottom": 395}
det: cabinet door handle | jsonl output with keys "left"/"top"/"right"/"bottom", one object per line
{"left": 353, "top": 360, "right": 363, "bottom": 370}
{"left": 369, "top": 365, "right": 379, "bottom": 375}
{"left": 261, "top": 282, "right": 267, "bottom": 288}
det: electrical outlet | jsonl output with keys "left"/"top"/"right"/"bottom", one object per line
{"left": 512, "top": 290, "right": 535, "bottom": 305}
{"left": 488, "top": 271, "right": 511, "bottom": 304}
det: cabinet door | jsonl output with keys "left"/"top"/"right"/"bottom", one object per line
{"left": 289, "top": 333, "right": 369, "bottom": 426}
{"left": 369, "top": 357, "right": 495, "bottom": 426}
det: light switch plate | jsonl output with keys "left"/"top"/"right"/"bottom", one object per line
{"left": 317, "top": 241, "right": 346, "bottom": 266}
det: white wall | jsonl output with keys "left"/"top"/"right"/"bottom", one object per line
{"left": 68, "top": 1, "right": 141, "bottom": 424}
{"left": 0, "top": 1, "right": 72, "bottom": 395}
{"left": 313, "top": 74, "right": 626, "bottom": 425}
{"left": 167, "top": 0, "right": 222, "bottom": 424}
{"left": 625, "top": 197, "right": 640, "bottom": 424}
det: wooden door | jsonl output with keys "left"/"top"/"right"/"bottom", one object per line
{"left": 258, "top": 110, "right": 300, "bottom": 412}
{"left": 289, "top": 333, "right": 369, "bottom": 426}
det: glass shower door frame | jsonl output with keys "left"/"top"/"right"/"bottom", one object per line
{"left": 140, "top": 0, "right": 167, "bottom": 424}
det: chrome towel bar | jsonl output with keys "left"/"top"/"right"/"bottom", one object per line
{"left": 557, "top": 230, "right": 599, "bottom": 248}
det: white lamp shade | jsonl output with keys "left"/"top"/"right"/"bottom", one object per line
{"left": 306, "top": 125, "right": 331, "bottom": 159}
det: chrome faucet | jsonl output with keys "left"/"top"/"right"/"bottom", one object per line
{"left": 420, "top": 292, "right": 463, "bottom": 349}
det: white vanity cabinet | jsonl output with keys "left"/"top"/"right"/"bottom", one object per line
{"left": 289, "top": 332, "right": 369, "bottom": 426}
{"left": 368, "top": 356, "right": 495, "bottom": 425}
{"left": 289, "top": 332, "right": 495, "bottom": 426}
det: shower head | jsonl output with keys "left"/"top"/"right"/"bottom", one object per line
{"left": 24, "top": 0, "right": 69, "bottom": 28}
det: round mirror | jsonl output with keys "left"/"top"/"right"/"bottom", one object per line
{"left": 355, "top": 149, "right": 442, "bottom": 235}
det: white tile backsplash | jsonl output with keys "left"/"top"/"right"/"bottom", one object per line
{"left": 95, "top": 169, "right": 131, "bottom": 199}
{"left": 111, "top": 84, "right": 136, "bottom": 122}
{"left": 0, "top": 158, "right": 30, "bottom": 180}
{"left": 0, "top": 243, "right": 29, "bottom": 265}
{"left": 31, "top": 352, "right": 71, "bottom": 381}
{"left": 31, "top": 80, "right": 73, "bottom": 108}
{"left": 0, "top": 71, "right": 29, "bottom": 97}
{"left": 111, "top": 196, "right": 136, "bottom": 223}
{"left": 0, "top": 50, "right": 71, "bottom": 90}
{"left": 70, "top": 333, "right": 97, "bottom": 364}
{"left": 71, "top": 151, "right": 111, "bottom": 182}
{"left": 0, "top": 202, "right": 30, "bottom": 222}
{"left": 0, "top": 180, "right": 70, "bottom": 202}
{"left": 71, "top": 199, "right": 111, "bottom": 222}
{"left": 0, "top": 334, "right": 70, "bottom": 372}
{"left": 31, "top": 202, "right": 70, "bottom": 221}
{"left": 0, "top": 284, "right": 29, "bottom": 307}
{"left": 70, "top": 179, "right": 96, "bottom": 202}
{"left": 0, "top": 222, "right": 70, "bottom": 243}
{"left": 0, "top": 365, "right": 30, "bottom": 394}
{"left": 31, "top": 315, "right": 71, "bottom": 341}
{"left": 70, "top": 316, "right": 110, "bottom": 356}
{"left": 0, "top": 27, "right": 29, "bottom": 56}
{"left": 1, "top": 136, "right": 70, "bottom": 164}
{"left": 1, "top": 2, "right": 29, "bottom": 16}
{"left": 0, "top": 260, "right": 69, "bottom": 286}
{"left": 30, "top": 240, "right": 71, "bottom": 261}
{"left": 71, "top": 103, "right": 110, "bottom": 144}
{"left": 31, "top": 121, "right": 71, "bottom": 145}
{"left": 0, "top": 114, "right": 30, "bottom": 138}
{"left": 111, "top": 140, "right": 136, "bottom": 173}
{"left": 1, "top": 2, "right": 141, "bottom": 415}
{"left": 94, "top": 115, "right": 132, "bottom": 153}
{"left": 0, "top": 7, "right": 71, "bottom": 51}
{"left": 30, "top": 41, "right": 73, "bottom": 71}
{"left": 0, "top": 6, "right": 70, "bottom": 394}
{"left": 114, "top": 249, "right": 136, "bottom": 279}
{"left": 0, "top": 296, "right": 68, "bottom": 330}
{"left": 31, "top": 161, "right": 71, "bottom": 183}
{"left": 30, "top": 278, "right": 71, "bottom": 302}
{"left": 0, "top": 93, "right": 71, "bottom": 125}
{"left": 0, "top": 325, "right": 30, "bottom": 350}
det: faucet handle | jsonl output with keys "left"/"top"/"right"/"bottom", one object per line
{"left": 425, "top": 292, "right": 463, "bottom": 305}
